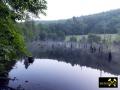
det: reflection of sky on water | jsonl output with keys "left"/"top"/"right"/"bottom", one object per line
{"left": 8, "top": 59, "right": 119, "bottom": 90}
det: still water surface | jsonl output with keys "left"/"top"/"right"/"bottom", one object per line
{"left": 8, "top": 59, "right": 119, "bottom": 90}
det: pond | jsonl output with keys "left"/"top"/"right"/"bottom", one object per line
{"left": 1, "top": 45, "right": 120, "bottom": 90}
{"left": 6, "top": 59, "right": 120, "bottom": 90}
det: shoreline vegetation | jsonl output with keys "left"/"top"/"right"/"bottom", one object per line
{"left": 0, "top": 0, "right": 47, "bottom": 86}
{"left": 0, "top": 0, "right": 47, "bottom": 61}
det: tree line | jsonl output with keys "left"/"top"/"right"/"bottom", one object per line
{"left": 19, "top": 9, "right": 120, "bottom": 42}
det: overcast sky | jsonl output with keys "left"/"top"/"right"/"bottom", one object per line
{"left": 39, "top": 0, "right": 120, "bottom": 20}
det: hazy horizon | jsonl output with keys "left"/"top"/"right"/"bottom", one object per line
{"left": 34, "top": 8, "right": 120, "bottom": 21}
{"left": 37, "top": 0, "right": 120, "bottom": 20}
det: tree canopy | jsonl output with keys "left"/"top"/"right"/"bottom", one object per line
{"left": 1, "top": 0, "right": 47, "bottom": 20}
{"left": 0, "top": 0, "right": 47, "bottom": 60}
{"left": 36, "top": 9, "right": 120, "bottom": 35}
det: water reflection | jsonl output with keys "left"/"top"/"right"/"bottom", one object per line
{"left": 32, "top": 47, "right": 120, "bottom": 75}
{"left": 0, "top": 46, "right": 120, "bottom": 90}
{"left": 24, "top": 57, "right": 34, "bottom": 69}
{"left": 0, "top": 61, "right": 18, "bottom": 90}
{"left": 8, "top": 59, "right": 119, "bottom": 90}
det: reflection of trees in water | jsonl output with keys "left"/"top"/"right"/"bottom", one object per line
{"left": 34, "top": 47, "right": 120, "bottom": 75}
{"left": 0, "top": 61, "right": 25, "bottom": 90}
{"left": 0, "top": 57, "right": 35, "bottom": 89}
{"left": 24, "top": 57, "right": 34, "bottom": 69}
{"left": 0, "top": 61, "right": 16, "bottom": 89}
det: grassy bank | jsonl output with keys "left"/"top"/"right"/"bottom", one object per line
{"left": 65, "top": 34, "right": 118, "bottom": 42}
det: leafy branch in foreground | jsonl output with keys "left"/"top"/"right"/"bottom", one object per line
{"left": 0, "top": 0, "right": 47, "bottom": 60}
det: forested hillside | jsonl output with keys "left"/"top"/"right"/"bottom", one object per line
{"left": 19, "top": 9, "right": 120, "bottom": 42}
{"left": 40, "top": 9, "right": 120, "bottom": 35}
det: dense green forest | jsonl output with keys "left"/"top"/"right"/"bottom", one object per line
{"left": 19, "top": 9, "right": 120, "bottom": 42}
{"left": 42, "top": 9, "right": 120, "bottom": 35}
{"left": 0, "top": 0, "right": 47, "bottom": 61}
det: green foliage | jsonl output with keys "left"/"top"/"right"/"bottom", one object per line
{"left": 88, "top": 34, "right": 101, "bottom": 43}
{"left": 0, "top": 0, "right": 47, "bottom": 60}
{"left": 18, "top": 9, "right": 120, "bottom": 43}
{"left": 0, "top": 60, "right": 16, "bottom": 75}
{"left": 39, "top": 30, "right": 47, "bottom": 41}
{"left": 3, "top": 0, "right": 47, "bottom": 20}
{"left": 116, "top": 35, "right": 120, "bottom": 41}
{"left": 80, "top": 36, "right": 87, "bottom": 43}
{"left": 0, "top": 18, "right": 27, "bottom": 60}
{"left": 0, "top": 64, "right": 5, "bottom": 74}
{"left": 37, "top": 9, "right": 120, "bottom": 35}
{"left": 69, "top": 37, "right": 77, "bottom": 42}
{"left": 19, "top": 22, "right": 65, "bottom": 41}
{"left": 18, "top": 21, "right": 35, "bottom": 42}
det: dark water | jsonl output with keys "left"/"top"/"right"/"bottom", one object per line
{"left": 1, "top": 46, "right": 120, "bottom": 90}
{"left": 7, "top": 59, "right": 119, "bottom": 90}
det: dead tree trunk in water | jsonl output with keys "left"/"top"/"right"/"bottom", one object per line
{"left": 108, "top": 51, "right": 112, "bottom": 62}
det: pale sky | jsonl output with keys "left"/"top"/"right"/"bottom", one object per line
{"left": 39, "top": 0, "right": 120, "bottom": 20}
